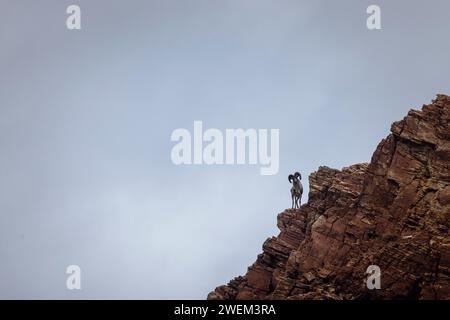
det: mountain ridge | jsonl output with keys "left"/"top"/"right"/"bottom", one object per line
{"left": 208, "top": 94, "right": 450, "bottom": 300}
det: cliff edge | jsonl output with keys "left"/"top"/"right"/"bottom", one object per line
{"left": 208, "top": 94, "right": 450, "bottom": 300}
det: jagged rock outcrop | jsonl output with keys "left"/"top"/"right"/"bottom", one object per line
{"left": 208, "top": 94, "right": 450, "bottom": 300}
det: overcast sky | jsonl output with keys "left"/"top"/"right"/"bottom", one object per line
{"left": 1, "top": 0, "right": 449, "bottom": 299}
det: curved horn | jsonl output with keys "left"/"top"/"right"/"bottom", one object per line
{"left": 288, "top": 174, "right": 294, "bottom": 183}
{"left": 294, "top": 172, "right": 301, "bottom": 179}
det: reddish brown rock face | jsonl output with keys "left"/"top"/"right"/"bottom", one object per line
{"left": 208, "top": 94, "right": 450, "bottom": 300}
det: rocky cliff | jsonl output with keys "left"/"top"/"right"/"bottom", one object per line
{"left": 208, "top": 94, "right": 450, "bottom": 300}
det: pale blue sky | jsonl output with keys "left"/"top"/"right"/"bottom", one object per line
{"left": 0, "top": 0, "right": 449, "bottom": 298}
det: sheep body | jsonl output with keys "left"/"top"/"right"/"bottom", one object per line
{"left": 288, "top": 172, "right": 303, "bottom": 209}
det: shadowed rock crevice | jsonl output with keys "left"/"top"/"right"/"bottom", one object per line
{"left": 208, "top": 95, "right": 450, "bottom": 300}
